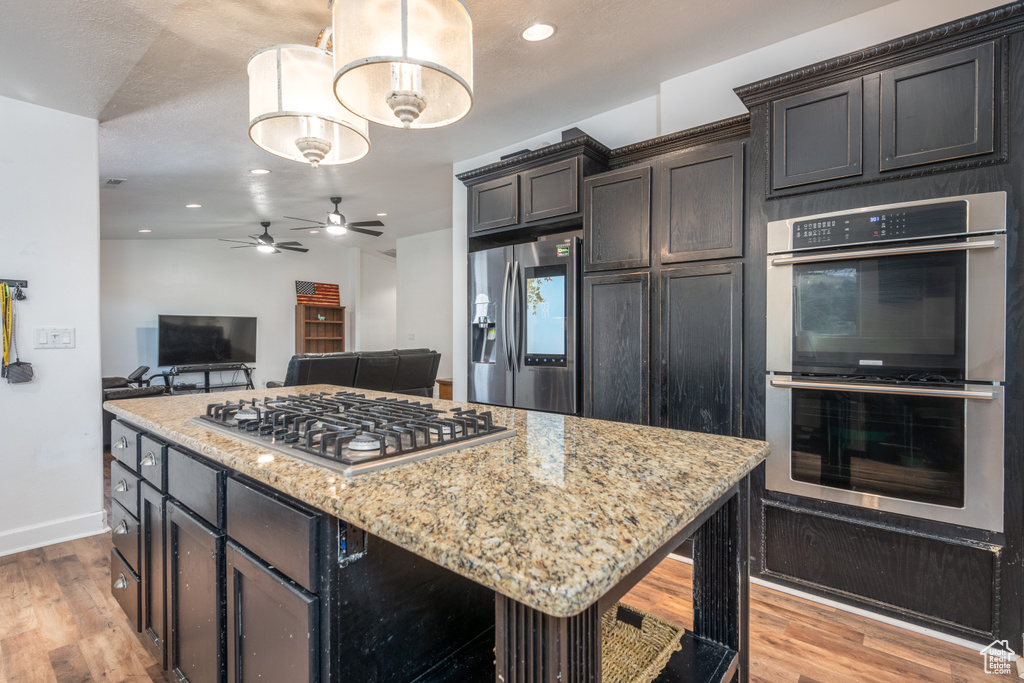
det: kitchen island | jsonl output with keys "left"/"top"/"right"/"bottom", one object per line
{"left": 105, "top": 386, "right": 768, "bottom": 682}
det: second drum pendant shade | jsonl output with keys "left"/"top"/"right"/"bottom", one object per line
{"left": 248, "top": 45, "right": 370, "bottom": 167}
{"left": 332, "top": 0, "right": 473, "bottom": 129}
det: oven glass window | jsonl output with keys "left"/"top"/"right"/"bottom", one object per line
{"left": 791, "top": 389, "right": 965, "bottom": 507}
{"left": 793, "top": 251, "right": 966, "bottom": 377}
{"left": 525, "top": 264, "right": 566, "bottom": 357}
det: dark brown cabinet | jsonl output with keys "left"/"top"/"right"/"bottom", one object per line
{"left": 772, "top": 79, "right": 863, "bottom": 190}
{"left": 583, "top": 165, "right": 651, "bottom": 272}
{"left": 227, "top": 541, "right": 319, "bottom": 683}
{"left": 166, "top": 501, "right": 224, "bottom": 683}
{"left": 469, "top": 175, "right": 518, "bottom": 234}
{"left": 140, "top": 480, "right": 168, "bottom": 667}
{"left": 655, "top": 263, "right": 743, "bottom": 436}
{"left": 521, "top": 157, "right": 579, "bottom": 222}
{"left": 656, "top": 142, "right": 745, "bottom": 263}
{"left": 582, "top": 271, "right": 650, "bottom": 424}
{"left": 879, "top": 42, "right": 995, "bottom": 171}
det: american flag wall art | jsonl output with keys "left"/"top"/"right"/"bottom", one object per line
{"left": 295, "top": 281, "right": 340, "bottom": 306}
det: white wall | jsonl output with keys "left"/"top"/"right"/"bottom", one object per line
{"left": 354, "top": 251, "right": 396, "bottom": 351}
{"left": 451, "top": 0, "right": 1006, "bottom": 401}
{"left": 396, "top": 229, "right": 453, "bottom": 380}
{"left": 101, "top": 238, "right": 359, "bottom": 388}
{"left": 0, "top": 95, "right": 104, "bottom": 555}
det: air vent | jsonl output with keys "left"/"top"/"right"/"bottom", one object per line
{"left": 378, "top": 248, "right": 396, "bottom": 258}
{"left": 102, "top": 178, "right": 127, "bottom": 188}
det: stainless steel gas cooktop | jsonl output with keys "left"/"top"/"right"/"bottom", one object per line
{"left": 193, "top": 391, "right": 515, "bottom": 476}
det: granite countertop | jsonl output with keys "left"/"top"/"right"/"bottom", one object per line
{"left": 105, "top": 385, "right": 769, "bottom": 618}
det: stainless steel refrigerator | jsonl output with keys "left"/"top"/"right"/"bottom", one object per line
{"left": 468, "top": 232, "right": 580, "bottom": 414}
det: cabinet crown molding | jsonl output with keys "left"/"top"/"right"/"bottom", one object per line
{"left": 733, "top": 0, "right": 1024, "bottom": 107}
{"left": 456, "top": 135, "right": 611, "bottom": 186}
{"left": 608, "top": 115, "right": 750, "bottom": 168}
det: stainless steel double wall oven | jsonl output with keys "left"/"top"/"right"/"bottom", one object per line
{"left": 765, "top": 192, "right": 1007, "bottom": 531}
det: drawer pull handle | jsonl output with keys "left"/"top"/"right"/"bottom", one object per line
{"left": 114, "top": 520, "right": 129, "bottom": 535}
{"left": 141, "top": 452, "right": 156, "bottom": 467}
{"left": 114, "top": 479, "right": 129, "bottom": 493}
{"left": 114, "top": 573, "right": 128, "bottom": 590}
{"left": 114, "top": 436, "right": 128, "bottom": 450}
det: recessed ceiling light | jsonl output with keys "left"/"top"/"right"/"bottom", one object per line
{"left": 185, "top": 203, "right": 202, "bottom": 208}
{"left": 249, "top": 168, "right": 271, "bottom": 175}
{"left": 138, "top": 229, "right": 152, "bottom": 233}
{"left": 377, "top": 212, "right": 387, "bottom": 216}
{"left": 522, "top": 24, "right": 555, "bottom": 41}
{"left": 310, "top": 230, "right": 320, "bottom": 234}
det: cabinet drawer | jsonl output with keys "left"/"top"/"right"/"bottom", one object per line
{"left": 111, "top": 548, "right": 141, "bottom": 632}
{"left": 111, "top": 500, "right": 140, "bottom": 574}
{"left": 168, "top": 448, "right": 224, "bottom": 529}
{"left": 110, "top": 460, "right": 140, "bottom": 517}
{"left": 139, "top": 435, "right": 167, "bottom": 491}
{"left": 226, "top": 477, "right": 319, "bottom": 592}
{"left": 110, "top": 420, "right": 140, "bottom": 471}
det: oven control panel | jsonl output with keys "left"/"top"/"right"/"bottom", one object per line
{"left": 792, "top": 200, "right": 967, "bottom": 249}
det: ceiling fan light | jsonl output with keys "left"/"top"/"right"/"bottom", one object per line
{"left": 326, "top": 224, "right": 347, "bottom": 235}
{"left": 256, "top": 244, "right": 276, "bottom": 253}
{"left": 332, "top": 0, "right": 473, "bottom": 129}
{"left": 248, "top": 45, "right": 370, "bottom": 165}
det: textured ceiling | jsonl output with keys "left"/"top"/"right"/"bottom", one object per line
{"left": 0, "top": 0, "right": 902, "bottom": 249}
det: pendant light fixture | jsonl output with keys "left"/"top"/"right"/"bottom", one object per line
{"left": 248, "top": 31, "right": 370, "bottom": 167}
{"left": 331, "top": 0, "right": 473, "bottom": 129}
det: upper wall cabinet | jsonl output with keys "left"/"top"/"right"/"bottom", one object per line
{"left": 459, "top": 135, "right": 610, "bottom": 240}
{"left": 772, "top": 81, "right": 862, "bottom": 190}
{"left": 656, "top": 141, "right": 745, "bottom": 263}
{"left": 763, "top": 40, "right": 1000, "bottom": 195}
{"left": 879, "top": 42, "right": 995, "bottom": 171}
{"left": 583, "top": 165, "right": 652, "bottom": 272}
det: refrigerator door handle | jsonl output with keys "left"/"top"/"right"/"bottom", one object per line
{"left": 514, "top": 261, "right": 525, "bottom": 371}
{"left": 509, "top": 261, "right": 519, "bottom": 371}
{"left": 502, "top": 261, "right": 513, "bottom": 372}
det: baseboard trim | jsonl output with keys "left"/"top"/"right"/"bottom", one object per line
{"left": 0, "top": 511, "right": 108, "bottom": 557}
{"left": 665, "top": 553, "right": 992, "bottom": 653}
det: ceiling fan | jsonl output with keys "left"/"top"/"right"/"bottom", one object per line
{"left": 219, "top": 222, "right": 309, "bottom": 254}
{"left": 286, "top": 196, "right": 385, "bottom": 237}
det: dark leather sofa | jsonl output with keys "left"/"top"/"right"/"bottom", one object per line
{"left": 270, "top": 349, "right": 441, "bottom": 397}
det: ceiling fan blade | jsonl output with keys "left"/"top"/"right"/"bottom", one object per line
{"left": 274, "top": 241, "right": 304, "bottom": 247}
{"left": 219, "top": 239, "right": 256, "bottom": 244}
{"left": 230, "top": 245, "right": 255, "bottom": 249}
{"left": 348, "top": 220, "right": 385, "bottom": 227}
{"left": 291, "top": 225, "right": 325, "bottom": 230}
{"left": 284, "top": 216, "right": 323, "bottom": 224}
{"left": 347, "top": 226, "right": 384, "bottom": 237}
{"left": 277, "top": 245, "right": 309, "bottom": 253}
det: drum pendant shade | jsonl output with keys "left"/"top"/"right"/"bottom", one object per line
{"left": 248, "top": 44, "right": 370, "bottom": 166}
{"left": 332, "top": 0, "right": 473, "bottom": 129}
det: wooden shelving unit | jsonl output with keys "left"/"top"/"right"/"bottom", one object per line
{"left": 295, "top": 304, "right": 346, "bottom": 354}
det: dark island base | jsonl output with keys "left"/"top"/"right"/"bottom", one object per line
{"left": 415, "top": 480, "right": 749, "bottom": 683}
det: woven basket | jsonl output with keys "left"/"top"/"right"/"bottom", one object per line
{"left": 601, "top": 603, "right": 683, "bottom": 683}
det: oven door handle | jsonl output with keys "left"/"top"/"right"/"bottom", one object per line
{"left": 769, "top": 379, "right": 997, "bottom": 400}
{"left": 770, "top": 238, "right": 1000, "bottom": 265}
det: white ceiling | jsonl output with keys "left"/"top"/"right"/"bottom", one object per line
{"left": 0, "top": 0, "right": 901, "bottom": 250}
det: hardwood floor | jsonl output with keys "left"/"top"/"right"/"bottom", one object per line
{"left": 0, "top": 456, "right": 1014, "bottom": 682}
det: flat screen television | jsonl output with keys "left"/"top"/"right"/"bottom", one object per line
{"left": 158, "top": 315, "right": 257, "bottom": 367}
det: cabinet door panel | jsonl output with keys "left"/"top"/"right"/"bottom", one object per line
{"left": 880, "top": 42, "right": 995, "bottom": 170}
{"left": 772, "top": 80, "right": 863, "bottom": 189}
{"left": 521, "top": 157, "right": 579, "bottom": 222}
{"left": 470, "top": 175, "right": 519, "bottom": 233}
{"left": 583, "top": 165, "right": 651, "bottom": 272}
{"left": 227, "top": 542, "right": 318, "bottom": 683}
{"left": 583, "top": 272, "right": 650, "bottom": 424}
{"left": 167, "top": 501, "right": 224, "bottom": 683}
{"left": 140, "top": 481, "right": 167, "bottom": 668}
{"left": 658, "top": 264, "right": 742, "bottom": 436}
{"left": 657, "top": 143, "right": 743, "bottom": 263}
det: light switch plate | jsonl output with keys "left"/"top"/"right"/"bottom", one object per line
{"left": 34, "top": 327, "right": 75, "bottom": 349}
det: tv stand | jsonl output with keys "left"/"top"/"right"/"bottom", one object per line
{"left": 158, "top": 363, "right": 254, "bottom": 394}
